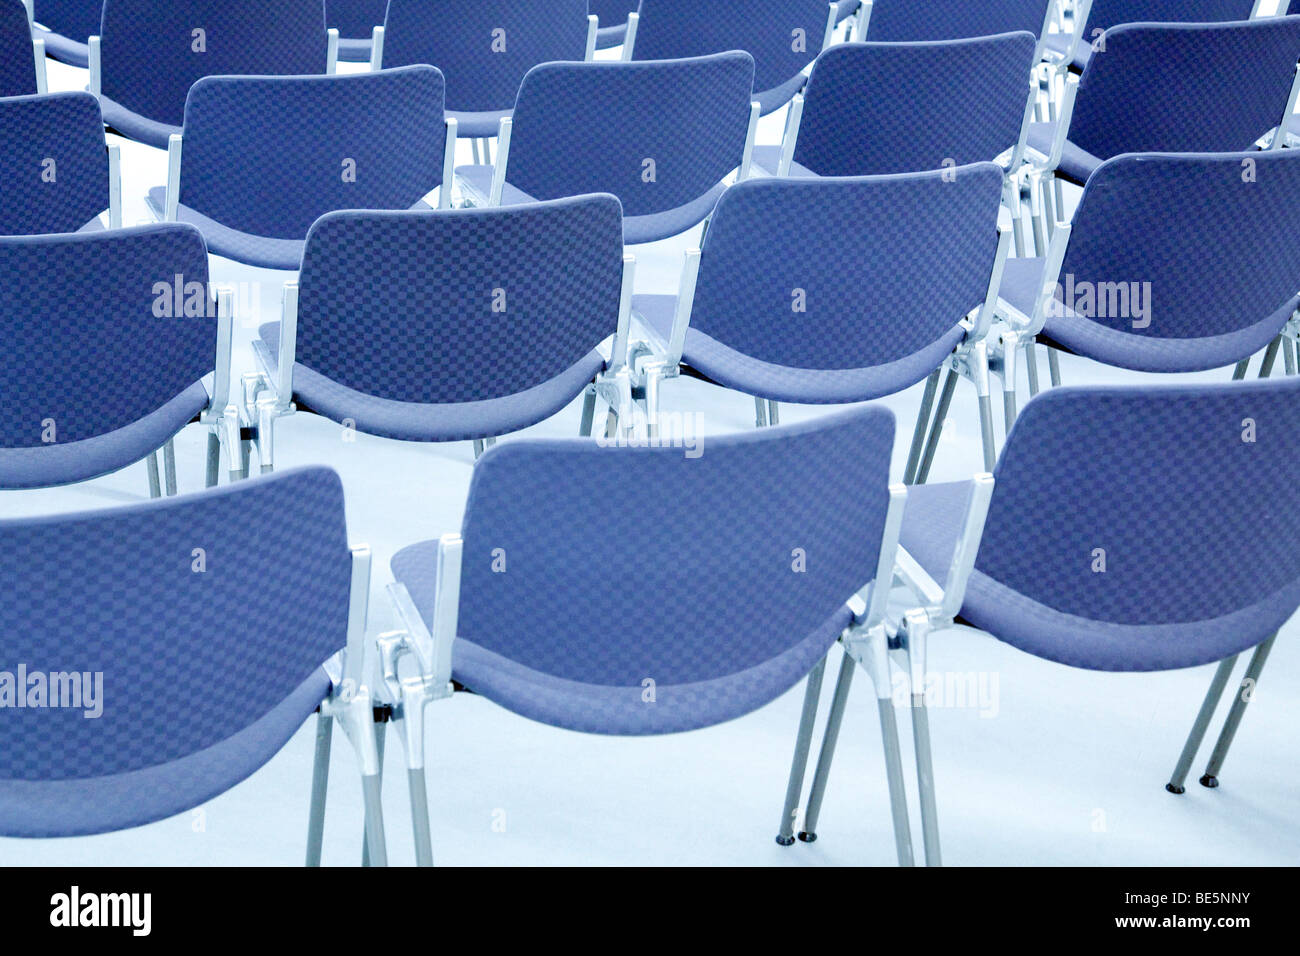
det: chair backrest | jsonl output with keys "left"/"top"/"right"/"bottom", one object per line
{"left": 795, "top": 35, "right": 1036, "bottom": 175}
{"left": 327, "top": 0, "right": 388, "bottom": 39}
{"left": 590, "top": 0, "right": 639, "bottom": 28}
{"left": 455, "top": 405, "right": 895, "bottom": 690}
{"left": 632, "top": 0, "right": 832, "bottom": 99}
{"left": 507, "top": 53, "right": 755, "bottom": 216}
{"left": 1081, "top": 0, "right": 1259, "bottom": 37}
{"left": 0, "top": 0, "right": 36, "bottom": 97}
{"left": 866, "top": 0, "right": 1053, "bottom": 40}
{"left": 688, "top": 166, "right": 1003, "bottom": 371}
{"left": 0, "top": 92, "right": 109, "bottom": 236}
{"left": 383, "top": 0, "right": 590, "bottom": 113}
{"left": 0, "top": 468, "right": 351, "bottom": 796}
{"left": 980, "top": 378, "right": 1300, "bottom": 636}
{"left": 100, "top": 0, "right": 328, "bottom": 128}
{"left": 33, "top": 0, "right": 101, "bottom": 42}
{"left": 295, "top": 195, "right": 624, "bottom": 404}
{"left": 179, "top": 67, "right": 447, "bottom": 241}
{"left": 1068, "top": 17, "right": 1300, "bottom": 160}
{"left": 1059, "top": 150, "right": 1300, "bottom": 342}
{"left": 0, "top": 224, "right": 215, "bottom": 448}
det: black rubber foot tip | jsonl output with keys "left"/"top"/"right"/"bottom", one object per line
{"left": 775, "top": 834, "right": 796, "bottom": 846}
{"left": 797, "top": 831, "right": 818, "bottom": 843}
{"left": 1165, "top": 783, "right": 1185, "bottom": 795}
{"left": 1200, "top": 774, "right": 1219, "bottom": 789}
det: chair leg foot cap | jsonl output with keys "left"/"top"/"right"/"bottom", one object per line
{"left": 1200, "top": 774, "right": 1219, "bottom": 789}
{"left": 797, "top": 831, "right": 817, "bottom": 843}
{"left": 1165, "top": 783, "right": 1185, "bottom": 795}
{"left": 775, "top": 835, "right": 796, "bottom": 846}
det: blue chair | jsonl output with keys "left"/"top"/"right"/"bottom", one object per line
{"left": 31, "top": 0, "right": 96, "bottom": 67}
{"left": 629, "top": 0, "right": 843, "bottom": 115}
{"left": 373, "top": 0, "right": 596, "bottom": 140}
{"left": 787, "top": 378, "right": 1300, "bottom": 865}
{"left": 0, "top": 224, "right": 236, "bottom": 493}
{"left": 148, "top": 67, "right": 455, "bottom": 271}
{"left": 327, "top": 0, "right": 387, "bottom": 63}
{"left": 458, "top": 53, "right": 759, "bottom": 245}
{"left": 382, "top": 405, "right": 911, "bottom": 865}
{"left": 862, "top": 0, "right": 1055, "bottom": 41}
{"left": 629, "top": 167, "right": 1011, "bottom": 473}
{"left": 90, "top": 0, "right": 333, "bottom": 149}
{"left": 0, "top": 92, "right": 120, "bottom": 236}
{"left": 242, "top": 195, "right": 636, "bottom": 473}
{"left": 591, "top": 0, "right": 639, "bottom": 49}
{"left": 0, "top": 466, "right": 390, "bottom": 866}
{"left": 1, "top": 0, "right": 44, "bottom": 97}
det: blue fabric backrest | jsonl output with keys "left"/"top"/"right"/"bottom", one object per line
{"left": 179, "top": 67, "right": 447, "bottom": 241}
{"left": 296, "top": 195, "right": 625, "bottom": 403}
{"left": 0, "top": 0, "right": 36, "bottom": 97}
{"left": 981, "top": 379, "right": 1300, "bottom": 627}
{"left": 0, "top": 467, "right": 352, "bottom": 782}
{"left": 633, "top": 0, "right": 833, "bottom": 96}
{"left": 1069, "top": 17, "right": 1300, "bottom": 160}
{"left": 0, "top": 224, "right": 215, "bottom": 447}
{"left": 34, "top": 0, "right": 101, "bottom": 40}
{"left": 690, "top": 166, "right": 1003, "bottom": 369}
{"left": 1082, "top": 0, "right": 1259, "bottom": 35}
{"left": 100, "top": 0, "right": 328, "bottom": 128}
{"left": 0, "top": 93, "right": 109, "bottom": 236}
{"left": 456, "top": 406, "right": 895, "bottom": 686}
{"left": 327, "top": 0, "right": 388, "bottom": 39}
{"left": 867, "top": 0, "right": 1053, "bottom": 40}
{"left": 795, "top": 35, "right": 1036, "bottom": 175}
{"left": 507, "top": 53, "right": 755, "bottom": 216}
{"left": 590, "top": 0, "right": 639, "bottom": 26}
{"left": 1061, "top": 150, "right": 1300, "bottom": 338}
{"left": 382, "top": 0, "right": 590, "bottom": 113}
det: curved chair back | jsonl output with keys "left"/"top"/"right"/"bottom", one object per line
{"left": 1081, "top": 0, "right": 1260, "bottom": 37}
{"left": 295, "top": 195, "right": 624, "bottom": 404}
{"left": 508, "top": 53, "right": 754, "bottom": 217}
{"left": 383, "top": 0, "right": 591, "bottom": 113}
{"left": 1069, "top": 17, "right": 1300, "bottom": 161}
{"left": 34, "top": 0, "right": 100, "bottom": 42}
{"left": 866, "top": 0, "right": 1053, "bottom": 41}
{"left": 0, "top": 224, "right": 214, "bottom": 450}
{"left": 689, "top": 166, "right": 1003, "bottom": 373}
{"left": 0, "top": 467, "right": 352, "bottom": 837}
{"left": 455, "top": 406, "right": 895, "bottom": 698}
{"left": 179, "top": 67, "right": 447, "bottom": 241}
{"left": 327, "top": 0, "right": 388, "bottom": 40}
{"left": 632, "top": 0, "right": 835, "bottom": 113}
{"left": 795, "top": 35, "right": 1036, "bottom": 175}
{"left": 99, "top": 0, "right": 328, "bottom": 128}
{"left": 591, "top": 0, "right": 639, "bottom": 27}
{"left": 0, "top": 0, "right": 37, "bottom": 97}
{"left": 0, "top": 93, "right": 109, "bottom": 236}
{"left": 980, "top": 378, "right": 1300, "bottom": 660}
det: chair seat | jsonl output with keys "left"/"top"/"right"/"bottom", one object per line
{"left": 0, "top": 668, "right": 331, "bottom": 838}
{"left": 0, "top": 381, "right": 209, "bottom": 490}
{"left": 391, "top": 540, "right": 851, "bottom": 735}
{"left": 337, "top": 36, "right": 373, "bottom": 62}
{"left": 749, "top": 144, "right": 818, "bottom": 178}
{"left": 899, "top": 481, "right": 1300, "bottom": 672}
{"left": 999, "top": 256, "right": 1296, "bottom": 373}
{"left": 36, "top": 29, "right": 89, "bottom": 68}
{"left": 633, "top": 293, "right": 966, "bottom": 404}
{"left": 835, "top": 0, "right": 860, "bottom": 23}
{"left": 99, "top": 94, "right": 180, "bottom": 151}
{"left": 755, "top": 71, "right": 808, "bottom": 117}
{"left": 595, "top": 22, "right": 628, "bottom": 50}
{"left": 254, "top": 323, "right": 605, "bottom": 442}
{"left": 455, "top": 165, "right": 727, "bottom": 244}
{"left": 1026, "top": 121, "right": 1104, "bottom": 185}
{"left": 1042, "top": 31, "right": 1091, "bottom": 72}
{"left": 449, "top": 108, "right": 512, "bottom": 140}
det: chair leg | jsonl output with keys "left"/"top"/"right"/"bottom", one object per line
{"left": 876, "top": 697, "right": 916, "bottom": 867}
{"left": 408, "top": 766, "right": 435, "bottom": 867}
{"left": 1167, "top": 656, "right": 1238, "bottom": 794}
{"left": 1258, "top": 336, "right": 1282, "bottom": 380}
{"left": 1025, "top": 340, "right": 1041, "bottom": 398}
{"left": 146, "top": 451, "right": 162, "bottom": 498}
{"left": 754, "top": 396, "right": 768, "bottom": 428}
{"left": 205, "top": 431, "right": 220, "bottom": 488}
{"left": 471, "top": 137, "right": 481, "bottom": 165}
{"left": 306, "top": 711, "right": 333, "bottom": 867}
{"left": 1200, "top": 635, "right": 1277, "bottom": 789}
{"left": 362, "top": 708, "right": 388, "bottom": 867}
{"left": 1284, "top": 337, "right": 1297, "bottom": 376}
{"left": 903, "top": 368, "right": 942, "bottom": 485}
{"left": 579, "top": 385, "right": 597, "bottom": 437}
{"left": 472, "top": 438, "right": 486, "bottom": 460}
{"left": 162, "top": 438, "right": 178, "bottom": 496}
{"left": 767, "top": 400, "right": 780, "bottom": 426}
{"left": 911, "top": 694, "right": 941, "bottom": 866}
{"left": 360, "top": 771, "right": 388, "bottom": 868}
{"left": 1053, "top": 176, "right": 1066, "bottom": 229}
{"left": 915, "top": 368, "right": 958, "bottom": 485}
{"left": 1047, "top": 345, "right": 1062, "bottom": 389}
{"left": 800, "top": 650, "right": 856, "bottom": 843}
{"left": 775, "top": 655, "right": 828, "bottom": 846}
{"left": 1001, "top": 332, "right": 1021, "bottom": 433}
{"left": 968, "top": 343, "right": 997, "bottom": 473}
{"left": 1231, "top": 358, "right": 1250, "bottom": 381}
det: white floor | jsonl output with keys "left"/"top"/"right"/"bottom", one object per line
{"left": 3, "top": 33, "right": 1297, "bottom": 867}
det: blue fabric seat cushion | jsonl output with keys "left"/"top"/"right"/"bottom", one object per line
{"left": 36, "top": 28, "right": 89, "bottom": 68}
{"left": 338, "top": 36, "right": 373, "bottom": 62}
{"left": 449, "top": 108, "right": 512, "bottom": 140}
{"left": 99, "top": 95, "right": 180, "bottom": 151}
{"left": 1026, "top": 121, "right": 1104, "bottom": 185}
{"left": 749, "top": 144, "right": 818, "bottom": 179}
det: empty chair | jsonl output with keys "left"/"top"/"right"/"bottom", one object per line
{"left": 0, "top": 224, "right": 234, "bottom": 493}
{"left": 149, "top": 67, "right": 454, "bottom": 271}
{"left": 784, "top": 377, "right": 1300, "bottom": 864}
{"left": 0, "top": 467, "right": 390, "bottom": 866}
{"left": 862, "top": 0, "right": 1055, "bottom": 41}
{"left": 90, "top": 0, "right": 332, "bottom": 149}
{"left": 629, "top": 167, "right": 1011, "bottom": 472}
{"left": 459, "top": 53, "right": 758, "bottom": 245}
{"left": 592, "top": 0, "right": 640, "bottom": 49}
{"left": 374, "top": 0, "right": 595, "bottom": 139}
{"left": 241, "top": 195, "right": 635, "bottom": 473}
{"left": 381, "top": 405, "right": 910, "bottom": 865}
{"left": 1, "top": 0, "right": 44, "bottom": 97}
{"left": 31, "top": 0, "right": 97, "bottom": 67}
{"left": 629, "top": 0, "right": 841, "bottom": 114}
{"left": 0, "top": 92, "right": 120, "bottom": 236}
{"left": 328, "top": 0, "right": 387, "bottom": 62}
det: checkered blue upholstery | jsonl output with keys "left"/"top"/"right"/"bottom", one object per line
{"left": 866, "top": 0, "right": 1052, "bottom": 40}
{"left": 0, "top": 0, "right": 36, "bottom": 97}
{"left": 794, "top": 34, "right": 1037, "bottom": 175}
{"left": 32, "top": 0, "right": 95, "bottom": 66}
{"left": 1081, "top": 0, "right": 1260, "bottom": 36}
{"left": 327, "top": 0, "right": 388, "bottom": 39}
{"left": 0, "top": 93, "right": 109, "bottom": 236}
{"left": 0, "top": 467, "right": 352, "bottom": 836}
